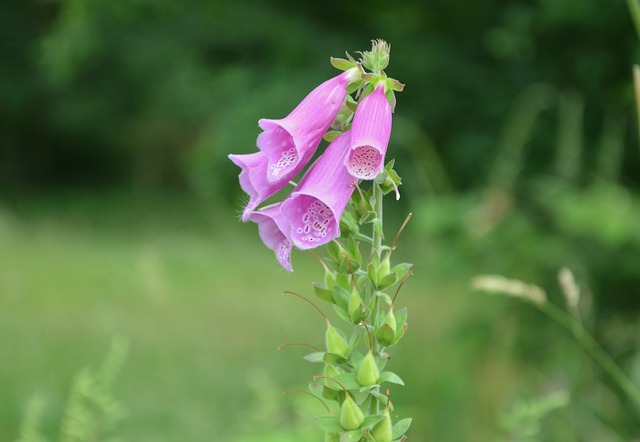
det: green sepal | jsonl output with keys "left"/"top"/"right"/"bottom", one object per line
{"left": 346, "top": 81, "right": 362, "bottom": 95}
{"left": 341, "top": 430, "right": 363, "bottom": 442}
{"left": 321, "top": 386, "right": 341, "bottom": 402}
{"left": 391, "top": 418, "right": 412, "bottom": 440}
{"left": 340, "top": 211, "right": 361, "bottom": 238}
{"left": 359, "top": 211, "right": 378, "bottom": 224}
{"left": 325, "top": 432, "right": 340, "bottom": 442}
{"left": 394, "top": 308, "right": 408, "bottom": 342}
{"left": 347, "top": 237, "right": 362, "bottom": 270}
{"left": 335, "top": 273, "right": 352, "bottom": 292}
{"left": 313, "top": 415, "right": 344, "bottom": 433}
{"left": 303, "top": 352, "right": 325, "bottom": 363}
{"left": 378, "top": 371, "right": 405, "bottom": 386}
{"left": 348, "top": 290, "right": 364, "bottom": 323}
{"left": 333, "top": 285, "right": 351, "bottom": 310}
{"left": 368, "top": 262, "right": 378, "bottom": 288}
{"left": 362, "top": 414, "right": 386, "bottom": 429}
{"left": 386, "top": 77, "right": 405, "bottom": 92}
{"left": 379, "top": 160, "right": 402, "bottom": 196}
{"left": 323, "top": 130, "right": 342, "bottom": 143}
{"left": 314, "top": 282, "right": 334, "bottom": 303}
{"left": 386, "top": 89, "right": 397, "bottom": 113}
{"left": 376, "top": 321, "right": 396, "bottom": 348}
{"left": 333, "top": 303, "right": 351, "bottom": 324}
{"left": 390, "top": 263, "right": 412, "bottom": 282}
{"left": 377, "top": 272, "right": 399, "bottom": 290}
{"left": 323, "top": 352, "right": 348, "bottom": 366}
{"left": 328, "top": 241, "right": 345, "bottom": 263}
{"left": 331, "top": 57, "right": 357, "bottom": 71}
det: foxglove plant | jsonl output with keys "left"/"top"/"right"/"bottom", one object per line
{"left": 230, "top": 40, "right": 411, "bottom": 441}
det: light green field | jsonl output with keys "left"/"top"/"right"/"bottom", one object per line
{"left": 0, "top": 193, "right": 625, "bottom": 441}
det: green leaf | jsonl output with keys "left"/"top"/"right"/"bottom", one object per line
{"left": 362, "top": 414, "right": 385, "bottom": 428}
{"left": 379, "top": 371, "right": 405, "bottom": 386}
{"left": 335, "top": 372, "right": 360, "bottom": 390}
{"left": 333, "top": 303, "right": 352, "bottom": 324}
{"left": 390, "top": 263, "right": 413, "bottom": 281}
{"left": 330, "top": 57, "right": 357, "bottom": 71}
{"left": 303, "top": 352, "right": 325, "bottom": 363}
{"left": 323, "top": 352, "right": 348, "bottom": 365}
{"left": 313, "top": 282, "right": 334, "bottom": 303}
{"left": 313, "top": 415, "right": 343, "bottom": 433}
{"left": 373, "top": 218, "right": 385, "bottom": 240}
{"left": 333, "top": 285, "right": 351, "bottom": 309}
{"left": 342, "top": 429, "right": 363, "bottom": 442}
{"left": 392, "top": 418, "right": 412, "bottom": 439}
{"left": 347, "top": 237, "right": 362, "bottom": 268}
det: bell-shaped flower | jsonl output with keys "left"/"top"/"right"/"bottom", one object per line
{"left": 345, "top": 82, "right": 392, "bottom": 180}
{"left": 258, "top": 68, "right": 360, "bottom": 184}
{"left": 281, "top": 131, "right": 356, "bottom": 250}
{"left": 249, "top": 202, "right": 293, "bottom": 272}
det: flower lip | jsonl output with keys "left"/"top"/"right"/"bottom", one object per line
{"left": 249, "top": 203, "right": 293, "bottom": 271}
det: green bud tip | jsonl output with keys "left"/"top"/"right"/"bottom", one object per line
{"left": 360, "top": 39, "right": 391, "bottom": 74}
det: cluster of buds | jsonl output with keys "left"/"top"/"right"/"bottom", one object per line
{"left": 231, "top": 40, "right": 412, "bottom": 441}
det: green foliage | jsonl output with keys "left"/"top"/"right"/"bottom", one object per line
{"left": 12, "top": 338, "right": 128, "bottom": 442}
{"left": 60, "top": 337, "right": 128, "bottom": 442}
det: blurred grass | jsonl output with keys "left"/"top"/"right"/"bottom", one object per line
{"left": 0, "top": 192, "right": 633, "bottom": 441}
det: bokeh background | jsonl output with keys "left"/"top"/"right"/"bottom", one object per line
{"left": 1, "top": 0, "right": 640, "bottom": 440}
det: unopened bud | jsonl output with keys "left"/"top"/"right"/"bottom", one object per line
{"left": 325, "top": 324, "right": 350, "bottom": 358}
{"left": 340, "top": 395, "right": 364, "bottom": 430}
{"left": 371, "top": 412, "right": 392, "bottom": 442}
{"left": 357, "top": 350, "right": 380, "bottom": 387}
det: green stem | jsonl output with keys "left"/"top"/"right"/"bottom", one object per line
{"left": 372, "top": 183, "right": 384, "bottom": 261}
{"left": 539, "top": 302, "right": 640, "bottom": 416}
{"left": 371, "top": 182, "right": 384, "bottom": 415}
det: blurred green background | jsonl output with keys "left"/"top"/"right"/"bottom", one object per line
{"left": 2, "top": 0, "right": 640, "bottom": 440}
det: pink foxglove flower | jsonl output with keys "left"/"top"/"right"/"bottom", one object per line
{"left": 249, "top": 203, "right": 293, "bottom": 272}
{"left": 345, "top": 83, "right": 392, "bottom": 180}
{"left": 258, "top": 68, "right": 359, "bottom": 184}
{"left": 281, "top": 131, "right": 356, "bottom": 250}
{"left": 229, "top": 151, "right": 297, "bottom": 222}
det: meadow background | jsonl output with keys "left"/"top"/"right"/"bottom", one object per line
{"left": 1, "top": 0, "right": 640, "bottom": 440}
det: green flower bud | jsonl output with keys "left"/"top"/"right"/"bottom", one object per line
{"left": 371, "top": 412, "right": 392, "bottom": 442}
{"left": 325, "top": 324, "right": 350, "bottom": 358}
{"left": 376, "top": 310, "right": 397, "bottom": 347}
{"left": 340, "top": 395, "right": 364, "bottom": 430}
{"left": 348, "top": 290, "right": 367, "bottom": 323}
{"left": 357, "top": 350, "right": 380, "bottom": 387}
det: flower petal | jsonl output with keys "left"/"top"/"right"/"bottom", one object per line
{"left": 249, "top": 203, "right": 293, "bottom": 271}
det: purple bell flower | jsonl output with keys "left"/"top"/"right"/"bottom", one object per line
{"left": 345, "top": 83, "right": 392, "bottom": 180}
{"left": 281, "top": 131, "right": 356, "bottom": 250}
